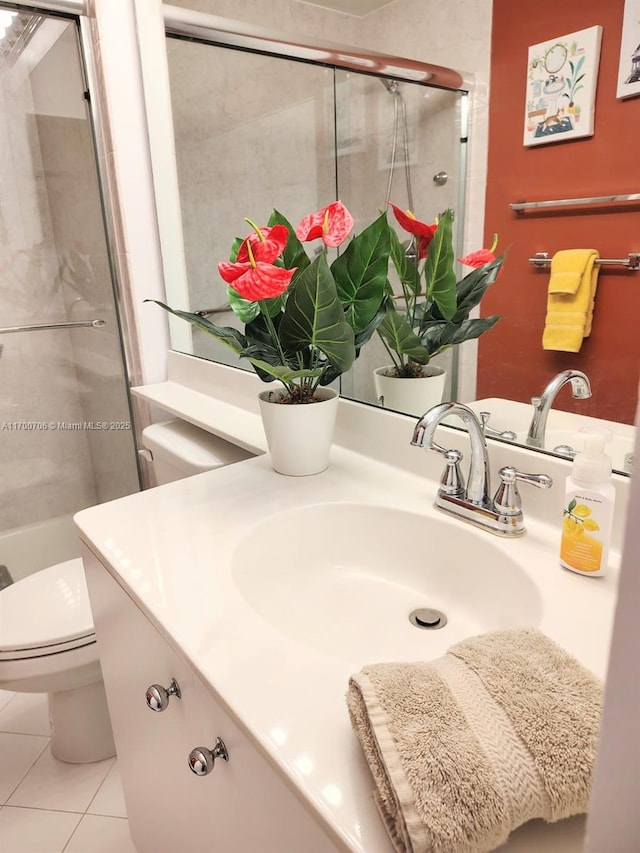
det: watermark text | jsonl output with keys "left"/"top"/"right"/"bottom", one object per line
{"left": 1, "top": 421, "right": 132, "bottom": 431}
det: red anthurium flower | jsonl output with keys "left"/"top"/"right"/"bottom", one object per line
{"left": 295, "top": 201, "right": 354, "bottom": 248}
{"left": 219, "top": 260, "right": 295, "bottom": 302}
{"left": 459, "top": 235, "right": 499, "bottom": 268}
{"left": 219, "top": 238, "right": 296, "bottom": 302}
{"left": 236, "top": 223, "right": 289, "bottom": 264}
{"left": 388, "top": 203, "right": 436, "bottom": 259}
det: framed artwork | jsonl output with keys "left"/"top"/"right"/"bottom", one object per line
{"left": 617, "top": 0, "right": 640, "bottom": 99}
{"left": 523, "top": 26, "right": 603, "bottom": 147}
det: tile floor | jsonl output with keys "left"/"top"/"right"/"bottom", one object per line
{"left": 0, "top": 689, "right": 137, "bottom": 853}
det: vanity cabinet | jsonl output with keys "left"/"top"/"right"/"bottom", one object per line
{"left": 82, "top": 545, "right": 338, "bottom": 853}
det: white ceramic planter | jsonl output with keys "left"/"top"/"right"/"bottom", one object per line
{"left": 373, "top": 365, "right": 447, "bottom": 417}
{"left": 258, "top": 386, "right": 339, "bottom": 476}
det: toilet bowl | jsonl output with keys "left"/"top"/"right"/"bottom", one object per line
{"left": 0, "top": 420, "right": 253, "bottom": 763}
{"left": 0, "top": 558, "right": 113, "bottom": 763}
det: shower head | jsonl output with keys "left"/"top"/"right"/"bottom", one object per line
{"left": 380, "top": 77, "right": 399, "bottom": 95}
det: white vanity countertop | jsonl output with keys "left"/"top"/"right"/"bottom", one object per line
{"left": 75, "top": 441, "right": 619, "bottom": 853}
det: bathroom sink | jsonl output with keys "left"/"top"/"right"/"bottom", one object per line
{"left": 231, "top": 503, "right": 543, "bottom": 661}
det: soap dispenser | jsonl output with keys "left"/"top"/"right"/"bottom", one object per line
{"left": 560, "top": 430, "right": 615, "bottom": 577}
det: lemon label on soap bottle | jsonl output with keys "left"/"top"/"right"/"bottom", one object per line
{"left": 560, "top": 497, "right": 604, "bottom": 573}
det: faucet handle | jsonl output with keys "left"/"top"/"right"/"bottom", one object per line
{"left": 439, "top": 448, "right": 466, "bottom": 497}
{"left": 493, "top": 466, "right": 553, "bottom": 517}
{"left": 479, "top": 411, "right": 517, "bottom": 442}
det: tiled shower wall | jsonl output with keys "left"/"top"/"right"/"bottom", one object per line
{"left": 0, "top": 22, "right": 138, "bottom": 539}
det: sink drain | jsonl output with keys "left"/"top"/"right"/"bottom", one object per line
{"left": 409, "top": 608, "right": 447, "bottom": 630}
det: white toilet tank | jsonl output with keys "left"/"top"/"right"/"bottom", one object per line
{"left": 141, "top": 420, "right": 254, "bottom": 484}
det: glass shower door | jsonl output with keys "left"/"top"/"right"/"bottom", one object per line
{"left": 0, "top": 8, "right": 140, "bottom": 583}
{"left": 333, "top": 70, "right": 468, "bottom": 405}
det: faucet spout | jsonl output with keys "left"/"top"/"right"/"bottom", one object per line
{"left": 412, "top": 402, "right": 490, "bottom": 506}
{"left": 527, "top": 369, "right": 592, "bottom": 448}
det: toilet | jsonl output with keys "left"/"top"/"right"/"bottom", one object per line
{"left": 0, "top": 420, "right": 253, "bottom": 763}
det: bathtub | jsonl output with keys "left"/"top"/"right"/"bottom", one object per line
{"left": 0, "top": 514, "right": 81, "bottom": 584}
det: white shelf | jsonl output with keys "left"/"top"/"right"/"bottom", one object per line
{"left": 132, "top": 380, "right": 266, "bottom": 455}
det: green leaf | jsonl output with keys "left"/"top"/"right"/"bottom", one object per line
{"left": 388, "top": 222, "right": 421, "bottom": 296}
{"left": 568, "top": 498, "right": 577, "bottom": 513}
{"left": 227, "top": 286, "right": 260, "bottom": 324}
{"left": 450, "top": 255, "right": 505, "bottom": 322}
{"left": 420, "top": 316, "right": 501, "bottom": 357}
{"left": 378, "top": 304, "right": 430, "bottom": 364}
{"left": 279, "top": 254, "right": 355, "bottom": 375}
{"left": 229, "top": 236, "right": 243, "bottom": 262}
{"left": 331, "top": 212, "right": 391, "bottom": 335}
{"left": 243, "top": 358, "right": 323, "bottom": 385}
{"left": 144, "top": 300, "right": 246, "bottom": 353}
{"left": 267, "top": 210, "right": 311, "bottom": 273}
{"left": 354, "top": 297, "right": 389, "bottom": 351}
{"left": 423, "top": 209, "right": 457, "bottom": 320}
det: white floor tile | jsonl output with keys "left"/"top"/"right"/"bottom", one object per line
{"left": 0, "top": 733, "right": 49, "bottom": 804}
{"left": 63, "top": 814, "right": 137, "bottom": 853}
{"left": 7, "top": 746, "right": 114, "bottom": 813}
{"left": 87, "top": 760, "right": 127, "bottom": 818}
{"left": 0, "top": 688, "right": 16, "bottom": 711}
{"left": 0, "top": 806, "right": 81, "bottom": 853}
{"left": 0, "top": 692, "right": 51, "bottom": 736}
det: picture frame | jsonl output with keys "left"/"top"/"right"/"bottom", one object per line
{"left": 523, "top": 26, "right": 603, "bottom": 147}
{"left": 616, "top": 0, "right": 640, "bottom": 99}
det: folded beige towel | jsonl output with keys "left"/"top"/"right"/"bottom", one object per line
{"left": 347, "top": 628, "right": 602, "bottom": 853}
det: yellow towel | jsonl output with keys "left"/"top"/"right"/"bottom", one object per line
{"left": 542, "top": 249, "right": 600, "bottom": 352}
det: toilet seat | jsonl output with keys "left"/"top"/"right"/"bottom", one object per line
{"left": 0, "top": 558, "right": 95, "bottom": 661}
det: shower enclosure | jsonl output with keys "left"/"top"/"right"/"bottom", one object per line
{"left": 163, "top": 28, "right": 468, "bottom": 405}
{"left": 0, "top": 7, "right": 140, "bottom": 583}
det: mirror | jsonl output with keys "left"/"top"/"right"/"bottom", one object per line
{"left": 165, "top": 36, "right": 466, "bottom": 392}
{"left": 162, "top": 24, "right": 636, "bottom": 477}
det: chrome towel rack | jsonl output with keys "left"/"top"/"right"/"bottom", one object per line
{"left": 0, "top": 319, "right": 106, "bottom": 334}
{"left": 529, "top": 252, "right": 640, "bottom": 270}
{"left": 511, "top": 192, "right": 640, "bottom": 214}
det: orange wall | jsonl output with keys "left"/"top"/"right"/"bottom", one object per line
{"left": 478, "top": 0, "right": 640, "bottom": 424}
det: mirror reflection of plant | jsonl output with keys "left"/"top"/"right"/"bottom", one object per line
{"left": 147, "top": 202, "right": 391, "bottom": 403}
{"left": 377, "top": 205, "right": 505, "bottom": 378}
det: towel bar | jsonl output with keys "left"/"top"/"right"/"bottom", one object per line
{"left": 511, "top": 192, "right": 640, "bottom": 213}
{"left": 529, "top": 252, "right": 640, "bottom": 270}
{"left": 0, "top": 319, "right": 106, "bottom": 334}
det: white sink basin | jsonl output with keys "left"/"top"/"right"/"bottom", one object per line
{"left": 232, "top": 503, "right": 543, "bottom": 661}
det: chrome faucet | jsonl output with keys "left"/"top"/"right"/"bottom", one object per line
{"left": 527, "top": 369, "right": 592, "bottom": 449}
{"left": 412, "top": 402, "right": 552, "bottom": 536}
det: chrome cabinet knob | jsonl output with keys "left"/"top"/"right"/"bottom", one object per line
{"left": 188, "top": 738, "right": 229, "bottom": 776}
{"left": 145, "top": 678, "right": 181, "bottom": 712}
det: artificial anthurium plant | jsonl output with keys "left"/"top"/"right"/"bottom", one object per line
{"left": 149, "top": 201, "right": 391, "bottom": 404}
{"left": 379, "top": 204, "right": 505, "bottom": 378}
{"left": 148, "top": 201, "right": 504, "bottom": 402}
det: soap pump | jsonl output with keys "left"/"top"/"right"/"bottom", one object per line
{"left": 560, "top": 429, "right": 615, "bottom": 577}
